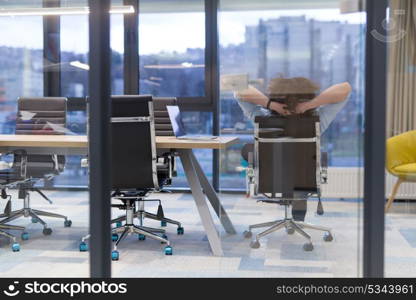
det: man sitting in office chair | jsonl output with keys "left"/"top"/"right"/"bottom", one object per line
{"left": 235, "top": 76, "right": 352, "bottom": 221}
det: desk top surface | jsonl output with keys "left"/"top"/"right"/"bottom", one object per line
{"left": 0, "top": 134, "right": 239, "bottom": 150}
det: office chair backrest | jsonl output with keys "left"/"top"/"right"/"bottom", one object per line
{"left": 153, "top": 97, "right": 177, "bottom": 136}
{"left": 111, "top": 95, "right": 159, "bottom": 190}
{"left": 15, "top": 98, "right": 67, "bottom": 177}
{"left": 16, "top": 97, "right": 67, "bottom": 135}
{"left": 255, "top": 114, "right": 319, "bottom": 196}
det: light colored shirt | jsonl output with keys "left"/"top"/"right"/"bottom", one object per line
{"left": 235, "top": 97, "right": 348, "bottom": 134}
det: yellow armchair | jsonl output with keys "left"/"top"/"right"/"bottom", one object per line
{"left": 385, "top": 130, "right": 416, "bottom": 212}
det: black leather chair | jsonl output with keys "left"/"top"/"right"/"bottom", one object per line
{"left": 243, "top": 112, "right": 332, "bottom": 252}
{"left": 0, "top": 98, "right": 72, "bottom": 251}
{"left": 79, "top": 96, "right": 183, "bottom": 260}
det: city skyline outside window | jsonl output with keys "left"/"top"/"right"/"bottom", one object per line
{"left": 0, "top": 16, "right": 43, "bottom": 135}
{"left": 0, "top": 2, "right": 366, "bottom": 190}
{"left": 219, "top": 3, "right": 366, "bottom": 189}
{"left": 138, "top": 0, "right": 206, "bottom": 98}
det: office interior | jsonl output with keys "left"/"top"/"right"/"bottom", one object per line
{"left": 0, "top": 0, "right": 412, "bottom": 278}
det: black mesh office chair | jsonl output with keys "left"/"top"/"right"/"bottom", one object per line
{"left": 243, "top": 112, "right": 332, "bottom": 251}
{"left": 0, "top": 98, "right": 72, "bottom": 251}
{"left": 109, "top": 97, "right": 182, "bottom": 236}
{"left": 79, "top": 96, "right": 182, "bottom": 260}
{"left": 135, "top": 97, "right": 179, "bottom": 226}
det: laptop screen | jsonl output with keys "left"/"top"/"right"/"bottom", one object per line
{"left": 166, "top": 105, "right": 187, "bottom": 137}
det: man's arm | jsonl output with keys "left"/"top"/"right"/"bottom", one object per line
{"left": 235, "top": 85, "right": 291, "bottom": 115}
{"left": 295, "top": 82, "right": 352, "bottom": 114}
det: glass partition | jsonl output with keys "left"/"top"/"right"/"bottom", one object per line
{"left": 218, "top": 0, "right": 366, "bottom": 277}
{"left": 139, "top": 0, "right": 205, "bottom": 97}
{"left": 0, "top": 0, "right": 126, "bottom": 278}
{"left": 385, "top": 0, "right": 416, "bottom": 277}
{"left": 58, "top": 1, "right": 124, "bottom": 188}
{"left": 0, "top": 0, "right": 91, "bottom": 276}
{"left": 137, "top": 0, "right": 212, "bottom": 188}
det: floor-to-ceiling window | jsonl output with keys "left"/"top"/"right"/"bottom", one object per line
{"left": 384, "top": 0, "right": 416, "bottom": 277}
{"left": 0, "top": 4, "right": 43, "bottom": 135}
{"left": 218, "top": 0, "right": 366, "bottom": 277}
{"left": 139, "top": 0, "right": 213, "bottom": 187}
{"left": 57, "top": 0, "right": 124, "bottom": 187}
{"left": 219, "top": 0, "right": 366, "bottom": 190}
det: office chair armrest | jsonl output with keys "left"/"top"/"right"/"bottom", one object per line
{"left": 0, "top": 149, "right": 28, "bottom": 178}
{"left": 157, "top": 153, "right": 176, "bottom": 178}
{"left": 0, "top": 150, "right": 19, "bottom": 171}
{"left": 1, "top": 149, "right": 27, "bottom": 157}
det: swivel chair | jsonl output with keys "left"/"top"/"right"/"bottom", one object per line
{"left": 243, "top": 112, "right": 333, "bottom": 251}
{"left": 108, "top": 97, "right": 182, "bottom": 235}
{"left": 0, "top": 98, "right": 72, "bottom": 249}
{"left": 79, "top": 96, "right": 182, "bottom": 260}
{"left": 126, "top": 97, "right": 180, "bottom": 229}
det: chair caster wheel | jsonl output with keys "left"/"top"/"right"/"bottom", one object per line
{"left": 12, "top": 243, "right": 20, "bottom": 252}
{"left": 79, "top": 242, "right": 88, "bottom": 252}
{"left": 177, "top": 227, "right": 184, "bottom": 235}
{"left": 64, "top": 220, "right": 72, "bottom": 227}
{"left": 323, "top": 232, "right": 333, "bottom": 242}
{"left": 31, "top": 217, "right": 39, "bottom": 223}
{"left": 43, "top": 228, "right": 52, "bottom": 235}
{"left": 303, "top": 243, "right": 314, "bottom": 252}
{"left": 286, "top": 227, "right": 295, "bottom": 235}
{"left": 21, "top": 232, "right": 29, "bottom": 240}
{"left": 138, "top": 234, "right": 146, "bottom": 241}
{"left": 161, "top": 221, "right": 167, "bottom": 227}
{"left": 243, "top": 230, "right": 252, "bottom": 238}
{"left": 164, "top": 246, "right": 173, "bottom": 255}
{"left": 112, "top": 234, "right": 119, "bottom": 242}
{"left": 250, "top": 240, "right": 260, "bottom": 249}
{"left": 116, "top": 222, "right": 122, "bottom": 228}
{"left": 111, "top": 250, "right": 119, "bottom": 261}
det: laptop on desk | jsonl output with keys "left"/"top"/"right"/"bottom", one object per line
{"left": 166, "top": 105, "right": 218, "bottom": 141}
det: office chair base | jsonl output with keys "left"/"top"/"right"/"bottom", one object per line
{"left": 111, "top": 224, "right": 171, "bottom": 258}
{"left": 245, "top": 218, "right": 333, "bottom": 252}
{"left": 0, "top": 191, "right": 71, "bottom": 236}
{"left": 0, "top": 208, "right": 70, "bottom": 236}
{"left": 111, "top": 210, "right": 183, "bottom": 233}
{"left": 112, "top": 224, "right": 170, "bottom": 246}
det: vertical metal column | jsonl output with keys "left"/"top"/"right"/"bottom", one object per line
{"left": 88, "top": 0, "right": 112, "bottom": 278}
{"left": 123, "top": 0, "right": 139, "bottom": 94}
{"left": 363, "top": 0, "right": 388, "bottom": 278}
{"left": 43, "top": 0, "right": 61, "bottom": 189}
{"left": 43, "top": 0, "right": 61, "bottom": 97}
{"left": 206, "top": 0, "right": 220, "bottom": 191}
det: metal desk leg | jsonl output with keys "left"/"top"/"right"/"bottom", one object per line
{"left": 179, "top": 149, "right": 224, "bottom": 256}
{"left": 190, "top": 151, "right": 236, "bottom": 235}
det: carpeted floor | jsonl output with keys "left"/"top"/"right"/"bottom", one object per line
{"left": 0, "top": 190, "right": 413, "bottom": 277}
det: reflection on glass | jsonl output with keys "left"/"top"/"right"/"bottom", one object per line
{"left": 0, "top": 16, "right": 43, "bottom": 134}
{"left": 58, "top": 11, "right": 124, "bottom": 187}
{"left": 139, "top": 0, "right": 205, "bottom": 97}
{"left": 218, "top": 0, "right": 365, "bottom": 277}
{"left": 385, "top": 0, "right": 416, "bottom": 278}
{"left": 219, "top": 2, "right": 366, "bottom": 189}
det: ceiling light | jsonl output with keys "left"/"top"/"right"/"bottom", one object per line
{"left": 0, "top": 5, "right": 134, "bottom": 17}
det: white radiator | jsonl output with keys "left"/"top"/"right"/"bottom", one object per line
{"left": 322, "top": 167, "right": 416, "bottom": 199}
